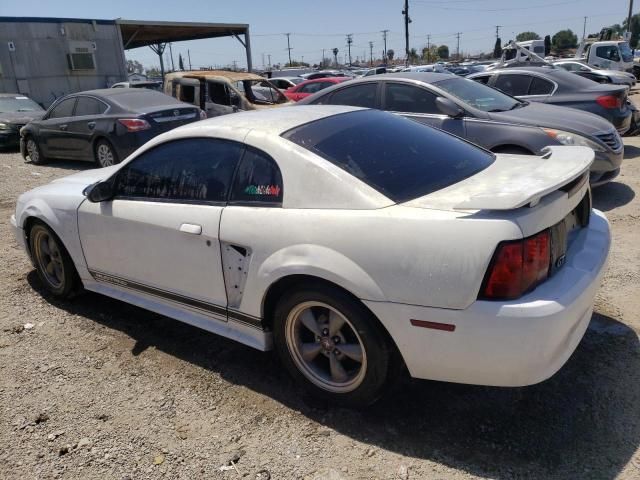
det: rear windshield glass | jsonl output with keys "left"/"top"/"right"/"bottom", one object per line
{"left": 282, "top": 109, "right": 494, "bottom": 202}
{"left": 111, "top": 90, "right": 180, "bottom": 109}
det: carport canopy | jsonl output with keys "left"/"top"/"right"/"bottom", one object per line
{"left": 117, "top": 19, "right": 252, "bottom": 74}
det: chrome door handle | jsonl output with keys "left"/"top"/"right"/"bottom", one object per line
{"left": 179, "top": 223, "right": 202, "bottom": 235}
{"left": 59, "top": 124, "right": 68, "bottom": 131}
{"left": 87, "top": 121, "right": 96, "bottom": 130}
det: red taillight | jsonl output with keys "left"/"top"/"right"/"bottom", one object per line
{"left": 596, "top": 95, "right": 622, "bottom": 109}
{"left": 117, "top": 118, "right": 151, "bottom": 132}
{"left": 481, "top": 230, "right": 551, "bottom": 300}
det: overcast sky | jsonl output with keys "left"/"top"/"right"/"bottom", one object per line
{"left": 0, "top": 0, "right": 633, "bottom": 69}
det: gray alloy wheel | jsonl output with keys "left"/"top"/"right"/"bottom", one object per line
{"left": 32, "top": 227, "right": 65, "bottom": 290}
{"left": 26, "top": 137, "right": 44, "bottom": 164}
{"left": 95, "top": 140, "right": 117, "bottom": 167}
{"left": 284, "top": 301, "right": 368, "bottom": 393}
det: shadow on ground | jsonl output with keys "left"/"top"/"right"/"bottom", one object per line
{"left": 593, "top": 181, "right": 635, "bottom": 211}
{"left": 27, "top": 160, "right": 94, "bottom": 172}
{"left": 29, "top": 272, "right": 640, "bottom": 479}
{"left": 624, "top": 144, "right": 640, "bottom": 158}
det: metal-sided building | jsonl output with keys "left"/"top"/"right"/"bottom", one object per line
{"left": 0, "top": 17, "right": 128, "bottom": 108}
{"left": 0, "top": 16, "right": 253, "bottom": 108}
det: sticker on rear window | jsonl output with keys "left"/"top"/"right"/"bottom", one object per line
{"left": 244, "top": 185, "right": 281, "bottom": 196}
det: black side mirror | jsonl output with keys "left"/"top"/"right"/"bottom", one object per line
{"left": 85, "top": 181, "right": 114, "bottom": 203}
{"left": 436, "top": 97, "right": 464, "bottom": 118}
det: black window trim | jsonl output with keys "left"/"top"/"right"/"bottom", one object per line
{"left": 109, "top": 137, "right": 283, "bottom": 208}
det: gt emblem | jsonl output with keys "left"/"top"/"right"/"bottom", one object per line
{"left": 173, "top": 110, "right": 180, "bottom": 116}
{"left": 555, "top": 254, "right": 566, "bottom": 268}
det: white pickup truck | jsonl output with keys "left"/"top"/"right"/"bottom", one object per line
{"left": 575, "top": 39, "right": 637, "bottom": 77}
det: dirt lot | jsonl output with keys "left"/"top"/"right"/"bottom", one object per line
{"left": 1, "top": 111, "right": 640, "bottom": 480}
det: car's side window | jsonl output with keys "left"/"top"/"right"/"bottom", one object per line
{"left": 48, "top": 98, "right": 76, "bottom": 119}
{"left": 230, "top": 147, "right": 283, "bottom": 206}
{"left": 114, "top": 138, "right": 243, "bottom": 203}
{"left": 325, "top": 83, "right": 377, "bottom": 108}
{"left": 384, "top": 83, "right": 439, "bottom": 114}
{"left": 298, "top": 82, "right": 324, "bottom": 94}
{"left": 75, "top": 97, "right": 108, "bottom": 116}
{"left": 493, "top": 74, "right": 532, "bottom": 96}
{"left": 471, "top": 75, "right": 491, "bottom": 84}
{"left": 596, "top": 46, "right": 620, "bottom": 62}
{"left": 528, "top": 77, "right": 554, "bottom": 95}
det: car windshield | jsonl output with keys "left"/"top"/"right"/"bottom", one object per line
{"left": 0, "top": 96, "right": 44, "bottom": 113}
{"left": 620, "top": 42, "right": 634, "bottom": 62}
{"left": 434, "top": 77, "right": 521, "bottom": 112}
{"left": 237, "top": 80, "right": 289, "bottom": 105}
{"left": 282, "top": 109, "right": 495, "bottom": 202}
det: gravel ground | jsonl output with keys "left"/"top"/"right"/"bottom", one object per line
{"left": 1, "top": 106, "right": 640, "bottom": 480}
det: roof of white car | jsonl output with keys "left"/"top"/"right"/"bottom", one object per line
{"left": 182, "top": 104, "right": 364, "bottom": 136}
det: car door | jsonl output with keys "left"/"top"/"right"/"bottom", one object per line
{"left": 65, "top": 96, "right": 109, "bottom": 160}
{"left": 77, "top": 137, "right": 244, "bottom": 320}
{"left": 382, "top": 82, "right": 465, "bottom": 138}
{"left": 37, "top": 97, "right": 77, "bottom": 159}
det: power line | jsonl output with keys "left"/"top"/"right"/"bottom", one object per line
{"left": 412, "top": 0, "right": 582, "bottom": 11}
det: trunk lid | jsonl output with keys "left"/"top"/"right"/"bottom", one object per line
{"left": 404, "top": 146, "right": 593, "bottom": 211}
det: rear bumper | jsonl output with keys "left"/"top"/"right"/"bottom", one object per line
{"left": 364, "top": 210, "right": 610, "bottom": 387}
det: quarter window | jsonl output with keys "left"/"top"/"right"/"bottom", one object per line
{"left": 48, "top": 98, "right": 76, "bottom": 119}
{"left": 325, "top": 83, "right": 377, "bottom": 108}
{"left": 494, "top": 74, "right": 532, "bottom": 96}
{"left": 114, "top": 138, "right": 243, "bottom": 202}
{"left": 75, "top": 97, "right": 108, "bottom": 116}
{"left": 384, "top": 83, "right": 439, "bottom": 114}
{"left": 529, "top": 77, "right": 554, "bottom": 95}
{"left": 230, "top": 147, "right": 283, "bottom": 205}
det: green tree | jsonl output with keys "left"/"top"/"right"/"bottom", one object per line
{"left": 409, "top": 47, "right": 419, "bottom": 63}
{"left": 387, "top": 49, "right": 395, "bottom": 61}
{"left": 125, "top": 59, "right": 143, "bottom": 74}
{"left": 437, "top": 45, "right": 449, "bottom": 59}
{"left": 544, "top": 35, "right": 551, "bottom": 56}
{"left": 552, "top": 29, "right": 578, "bottom": 49}
{"left": 145, "top": 67, "right": 161, "bottom": 78}
{"left": 516, "top": 31, "right": 540, "bottom": 42}
{"left": 493, "top": 38, "right": 502, "bottom": 58}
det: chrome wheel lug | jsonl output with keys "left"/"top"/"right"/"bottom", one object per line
{"left": 332, "top": 336, "right": 340, "bottom": 343}
{"left": 322, "top": 328, "right": 329, "bottom": 336}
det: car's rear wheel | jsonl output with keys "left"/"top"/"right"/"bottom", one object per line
{"left": 29, "top": 222, "right": 79, "bottom": 298}
{"left": 273, "top": 285, "right": 393, "bottom": 407}
{"left": 94, "top": 139, "right": 118, "bottom": 168}
{"left": 25, "top": 137, "right": 46, "bottom": 164}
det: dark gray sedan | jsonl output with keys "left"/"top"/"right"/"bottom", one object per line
{"left": 467, "top": 66, "right": 632, "bottom": 134}
{"left": 298, "top": 72, "right": 623, "bottom": 185}
{"left": 21, "top": 89, "right": 203, "bottom": 167}
{"left": 0, "top": 94, "right": 45, "bottom": 149}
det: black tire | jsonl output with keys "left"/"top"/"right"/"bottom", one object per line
{"left": 29, "top": 222, "right": 79, "bottom": 298}
{"left": 94, "top": 139, "right": 119, "bottom": 168}
{"left": 25, "top": 136, "right": 46, "bottom": 165}
{"left": 492, "top": 145, "right": 533, "bottom": 155}
{"left": 273, "top": 284, "right": 394, "bottom": 407}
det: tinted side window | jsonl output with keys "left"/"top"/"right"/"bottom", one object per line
{"left": 558, "top": 63, "right": 579, "bottom": 72}
{"left": 115, "top": 138, "right": 243, "bottom": 202}
{"left": 75, "top": 97, "right": 108, "bottom": 116}
{"left": 298, "top": 82, "right": 325, "bottom": 94}
{"left": 472, "top": 75, "right": 491, "bottom": 84}
{"left": 529, "top": 77, "right": 554, "bottom": 95}
{"left": 48, "top": 98, "right": 76, "bottom": 119}
{"left": 384, "top": 83, "right": 439, "bottom": 114}
{"left": 596, "top": 46, "right": 620, "bottom": 61}
{"left": 494, "top": 74, "right": 532, "bottom": 96}
{"left": 326, "top": 84, "right": 377, "bottom": 108}
{"left": 230, "top": 147, "right": 283, "bottom": 205}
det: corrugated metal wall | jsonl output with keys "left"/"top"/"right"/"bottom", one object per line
{"left": 0, "top": 19, "right": 127, "bottom": 108}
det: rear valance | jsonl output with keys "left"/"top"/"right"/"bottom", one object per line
{"left": 404, "top": 146, "right": 593, "bottom": 211}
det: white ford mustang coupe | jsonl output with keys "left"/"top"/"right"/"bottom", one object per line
{"left": 11, "top": 106, "right": 610, "bottom": 406}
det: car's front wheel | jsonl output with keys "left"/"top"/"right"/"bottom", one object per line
{"left": 25, "top": 136, "right": 46, "bottom": 164}
{"left": 94, "top": 139, "right": 118, "bottom": 168}
{"left": 29, "top": 222, "right": 79, "bottom": 298}
{"left": 273, "top": 284, "right": 394, "bottom": 407}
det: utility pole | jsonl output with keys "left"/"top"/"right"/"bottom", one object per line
{"left": 495, "top": 25, "right": 501, "bottom": 40}
{"left": 456, "top": 32, "right": 461, "bottom": 61}
{"left": 381, "top": 29, "right": 389, "bottom": 63}
{"left": 627, "top": 0, "right": 634, "bottom": 35}
{"left": 346, "top": 34, "right": 353, "bottom": 66}
{"left": 583, "top": 16, "right": 587, "bottom": 40}
{"left": 369, "top": 41, "right": 374, "bottom": 66}
{"left": 402, "top": 0, "right": 410, "bottom": 65}
{"left": 187, "top": 49, "right": 192, "bottom": 70}
{"left": 302, "top": 55, "right": 304, "bottom": 65}
{"left": 426, "top": 34, "right": 431, "bottom": 63}
{"left": 285, "top": 33, "right": 293, "bottom": 66}
{"left": 267, "top": 54, "right": 271, "bottom": 69}
{"left": 322, "top": 48, "right": 325, "bottom": 66}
